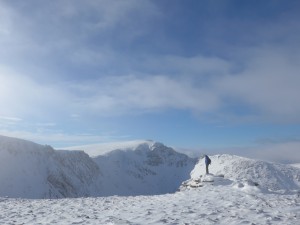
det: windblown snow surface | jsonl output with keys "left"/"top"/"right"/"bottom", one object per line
{"left": 0, "top": 135, "right": 300, "bottom": 224}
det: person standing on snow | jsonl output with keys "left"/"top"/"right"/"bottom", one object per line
{"left": 204, "top": 155, "right": 211, "bottom": 174}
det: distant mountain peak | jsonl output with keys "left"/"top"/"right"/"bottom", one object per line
{"left": 0, "top": 136, "right": 196, "bottom": 198}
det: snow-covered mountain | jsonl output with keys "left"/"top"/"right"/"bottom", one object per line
{"left": 1, "top": 136, "right": 300, "bottom": 224}
{"left": 189, "top": 154, "right": 300, "bottom": 192}
{"left": 92, "top": 141, "right": 197, "bottom": 196}
{"left": 0, "top": 135, "right": 101, "bottom": 198}
{"left": 2, "top": 152, "right": 299, "bottom": 225}
{"left": 1, "top": 135, "right": 300, "bottom": 199}
{"left": 0, "top": 135, "right": 197, "bottom": 198}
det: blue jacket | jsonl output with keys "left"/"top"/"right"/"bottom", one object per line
{"left": 205, "top": 155, "right": 211, "bottom": 165}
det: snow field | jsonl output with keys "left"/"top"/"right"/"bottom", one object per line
{"left": 0, "top": 185, "right": 299, "bottom": 225}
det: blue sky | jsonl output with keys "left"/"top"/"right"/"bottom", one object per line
{"left": 1, "top": 0, "right": 300, "bottom": 162}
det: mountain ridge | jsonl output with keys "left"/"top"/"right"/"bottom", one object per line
{"left": 0, "top": 135, "right": 196, "bottom": 198}
{"left": 190, "top": 154, "right": 300, "bottom": 192}
{"left": 0, "top": 135, "right": 299, "bottom": 199}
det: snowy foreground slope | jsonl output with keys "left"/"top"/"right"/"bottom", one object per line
{"left": 1, "top": 178, "right": 299, "bottom": 224}
{"left": 0, "top": 135, "right": 196, "bottom": 198}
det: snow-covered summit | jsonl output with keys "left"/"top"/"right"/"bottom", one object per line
{"left": 92, "top": 141, "right": 197, "bottom": 196}
{"left": 190, "top": 154, "right": 300, "bottom": 192}
{"left": 0, "top": 135, "right": 196, "bottom": 198}
{"left": 127, "top": 141, "right": 195, "bottom": 166}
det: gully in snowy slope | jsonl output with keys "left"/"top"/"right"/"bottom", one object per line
{"left": 204, "top": 155, "right": 211, "bottom": 174}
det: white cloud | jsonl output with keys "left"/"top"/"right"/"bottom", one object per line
{"left": 2, "top": 43, "right": 300, "bottom": 126}
{"left": 0, "top": 3, "right": 13, "bottom": 36}
{"left": 0, "top": 66, "right": 70, "bottom": 119}
{"left": 2, "top": 45, "right": 300, "bottom": 125}
{"left": 195, "top": 140, "right": 300, "bottom": 164}
{"left": 250, "top": 141, "right": 300, "bottom": 163}
{"left": 0, "top": 63, "right": 220, "bottom": 120}
{"left": 140, "top": 55, "right": 232, "bottom": 76}
{"left": 36, "top": 123, "right": 56, "bottom": 127}
{"left": 216, "top": 47, "right": 300, "bottom": 123}
{"left": 1, "top": 0, "right": 300, "bottom": 125}
{"left": 0, "top": 129, "right": 120, "bottom": 148}
{"left": 67, "top": 47, "right": 300, "bottom": 123}
{"left": 0, "top": 0, "right": 161, "bottom": 77}
{"left": 0, "top": 116, "right": 22, "bottom": 122}
{"left": 83, "top": 0, "right": 160, "bottom": 31}
{"left": 70, "top": 75, "right": 221, "bottom": 116}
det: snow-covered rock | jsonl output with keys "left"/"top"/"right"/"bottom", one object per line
{"left": 46, "top": 150, "right": 101, "bottom": 198}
